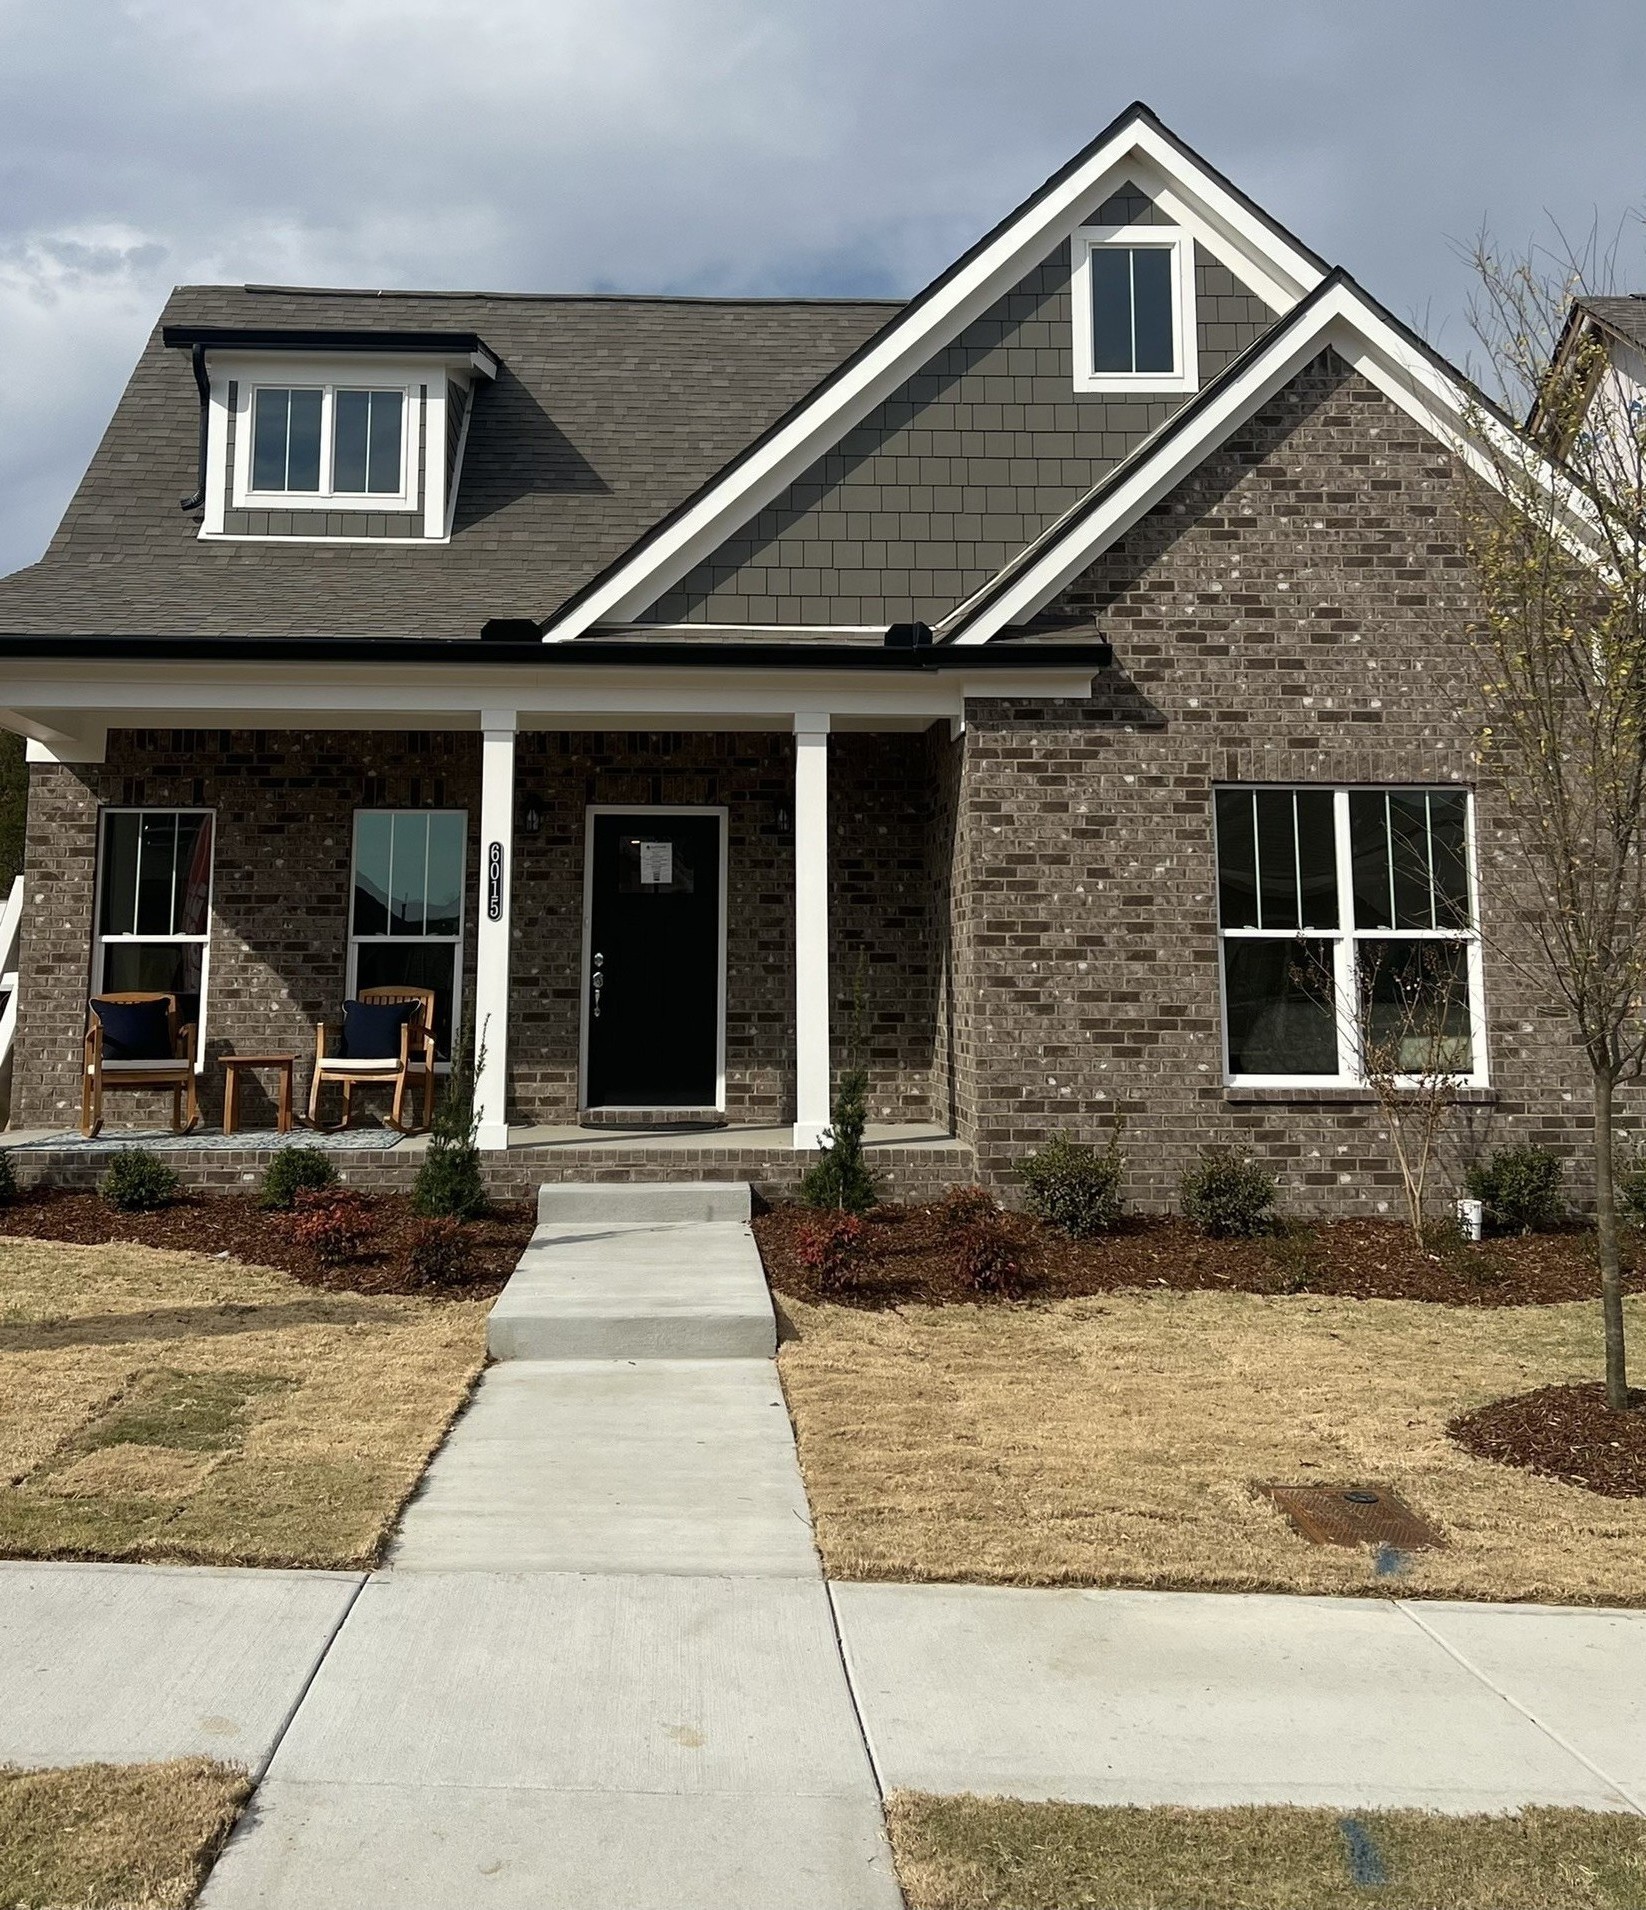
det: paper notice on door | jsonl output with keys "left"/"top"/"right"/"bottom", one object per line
{"left": 639, "top": 840, "right": 673, "bottom": 886}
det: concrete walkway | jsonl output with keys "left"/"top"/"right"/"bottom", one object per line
{"left": 196, "top": 1183, "right": 902, "bottom": 1910}
{"left": 834, "top": 1582, "right": 1646, "bottom": 1815}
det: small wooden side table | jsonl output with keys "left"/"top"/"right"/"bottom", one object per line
{"left": 221, "top": 1054, "right": 297, "bottom": 1135}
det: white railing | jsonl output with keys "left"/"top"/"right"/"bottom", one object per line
{"left": 0, "top": 873, "right": 22, "bottom": 1080}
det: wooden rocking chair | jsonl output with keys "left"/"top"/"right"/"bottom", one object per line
{"left": 309, "top": 985, "right": 438, "bottom": 1133}
{"left": 81, "top": 992, "right": 199, "bottom": 1139}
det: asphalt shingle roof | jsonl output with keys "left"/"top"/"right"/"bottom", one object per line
{"left": 1577, "top": 295, "right": 1646, "bottom": 356}
{"left": 0, "top": 284, "right": 899, "bottom": 639}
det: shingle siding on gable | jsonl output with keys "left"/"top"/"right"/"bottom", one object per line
{"left": 642, "top": 239, "right": 1276, "bottom": 629}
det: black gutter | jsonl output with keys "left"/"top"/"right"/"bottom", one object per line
{"left": 162, "top": 325, "right": 493, "bottom": 356}
{"left": 0, "top": 635, "right": 1111, "bottom": 670}
{"left": 179, "top": 344, "right": 211, "bottom": 512}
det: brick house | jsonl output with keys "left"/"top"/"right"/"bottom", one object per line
{"left": 0, "top": 104, "right": 1598, "bottom": 1206}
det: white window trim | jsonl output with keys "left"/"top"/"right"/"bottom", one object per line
{"left": 1214, "top": 785, "right": 1488, "bottom": 1091}
{"left": 233, "top": 374, "right": 421, "bottom": 514}
{"left": 94, "top": 806, "right": 215, "bottom": 1071}
{"left": 1071, "top": 223, "right": 1199, "bottom": 396}
{"left": 346, "top": 808, "right": 468, "bottom": 1071}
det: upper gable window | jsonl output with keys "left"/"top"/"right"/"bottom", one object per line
{"left": 243, "top": 381, "right": 411, "bottom": 507}
{"left": 1071, "top": 225, "right": 1198, "bottom": 396}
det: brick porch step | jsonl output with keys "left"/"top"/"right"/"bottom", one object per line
{"left": 488, "top": 1183, "right": 773, "bottom": 1362}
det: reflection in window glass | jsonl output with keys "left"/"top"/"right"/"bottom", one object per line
{"left": 332, "top": 390, "right": 404, "bottom": 495}
{"left": 95, "top": 809, "right": 213, "bottom": 1043}
{"left": 1223, "top": 939, "right": 1338, "bottom": 1075}
{"left": 1358, "top": 939, "right": 1473, "bottom": 1074}
{"left": 1089, "top": 245, "right": 1175, "bottom": 376}
{"left": 349, "top": 811, "right": 467, "bottom": 1062}
{"left": 251, "top": 387, "right": 323, "bottom": 492}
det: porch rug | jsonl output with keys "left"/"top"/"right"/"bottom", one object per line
{"left": 5, "top": 1129, "right": 406, "bottom": 1153}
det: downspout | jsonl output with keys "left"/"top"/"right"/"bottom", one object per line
{"left": 179, "top": 344, "right": 210, "bottom": 511}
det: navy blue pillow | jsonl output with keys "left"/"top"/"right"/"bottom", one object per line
{"left": 340, "top": 998, "right": 417, "bottom": 1060}
{"left": 92, "top": 997, "right": 173, "bottom": 1061}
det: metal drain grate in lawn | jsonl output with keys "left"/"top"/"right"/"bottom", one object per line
{"left": 1263, "top": 1483, "right": 1445, "bottom": 1550}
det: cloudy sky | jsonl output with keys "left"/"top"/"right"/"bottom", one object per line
{"left": 1, "top": 0, "right": 1643, "bottom": 579}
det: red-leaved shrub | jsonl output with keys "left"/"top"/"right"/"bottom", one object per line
{"left": 406, "top": 1216, "right": 469, "bottom": 1289}
{"left": 936, "top": 1183, "right": 1000, "bottom": 1230}
{"left": 955, "top": 1217, "right": 1024, "bottom": 1299}
{"left": 290, "top": 1187, "right": 377, "bottom": 1265}
{"left": 795, "top": 1210, "right": 867, "bottom": 1294}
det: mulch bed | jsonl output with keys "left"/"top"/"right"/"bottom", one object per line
{"left": 1449, "top": 1384, "right": 1646, "bottom": 1497}
{"left": 0, "top": 1189, "right": 535, "bottom": 1297}
{"left": 753, "top": 1202, "right": 1646, "bottom": 1310}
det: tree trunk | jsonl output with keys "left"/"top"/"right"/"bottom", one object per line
{"left": 1594, "top": 1065, "right": 1631, "bottom": 1409}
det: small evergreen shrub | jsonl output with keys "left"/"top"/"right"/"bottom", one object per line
{"left": 290, "top": 1187, "right": 376, "bottom": 1265}
{"left": 955, "top": 1217, "right": 1024, "bottom": 1299}
{"left": 405, "top": 1216, "right": 469, "bottom": 1289}
{"left": 1465, "top": 1145, "right": 1566, "bottom": 1235}
{"left": 1618, "top": 1157, "right": 1646, "bottom": 1229}
{"left": 936, "top": 1184, "right": 1000, "bottom": 1230}
{"left": 414, "top": 1024, "right": 486, "bottom": 1221}
{"left": 1180, "top": 1148, "right": 1276, "bottom": 1238}
{"left": 259, "top": 1146, "right": 337, "bottom": 1211}
{"left": 0, "top": 1148, "right": 15, "bottom": 1206}
{"left": 798, "top": 1067, "right": 879, "bottom": 1215}
{"left": 1018, "top": 1133, "right": 1123, "bottom": 1238}
{"left": 100, "top": 1148, "right": 178, "bottom": 1213}
{"left": 794, "top": 1210, "right": 867, "bottom": 1294}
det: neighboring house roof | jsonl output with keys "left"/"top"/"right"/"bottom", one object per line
{"left": 0, "top": 286, "right": 898, "bottom": 639}
{"left": 1574, "top": 295, "right": 1646, "bottom": 356}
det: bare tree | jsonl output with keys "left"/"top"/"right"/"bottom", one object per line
{"left": 1359, "top": 942, "right": 1465, "bottom": 1250}
{"left": 1455, "top": 229, "right": 1646, "bottom": 1408}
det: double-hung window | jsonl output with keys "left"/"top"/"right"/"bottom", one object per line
{"left": 95, "top": 809, "right": 214, "bottom": 1056}
{"left": 240, "top": 382, "right": 411, "bottom": 507}
{"left": 1072, "top": 225, "right": 1198, "bottom": 395}
{"left": 1214, "top": 786, "right": 1485, "bottom": 1086}
{"left": 348, "top": 811, "right": 466, "bottom": 1060}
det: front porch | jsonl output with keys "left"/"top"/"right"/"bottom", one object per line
{"left": 0, "top": 1120, "right": 974, "bottom": 1204}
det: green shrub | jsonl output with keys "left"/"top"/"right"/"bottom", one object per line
{"left": 1180, "top": 1148, "right": 1276, "bottom": 1238}
{"left": 414, "top": 1023, "right": 487, "bottom": 1221}
{"left": 0, "top": 1148, "right": 15, "bottom": 1206}
{"left": 258, "top": 1146, "right": 337, "bottom": 1211}
{"left": 100, "top": 1148, "right": 178, "bottom": 1213}
{"left": 1618, "top": 1157, "right": 1646, "bottom": 1229}
{"left": 405, "top": 1216, "right": 470, "bottom": 1289}
{"left": 1465, "top": 1145, "right": 1565, "bottom": 1235}
{"left": 798, "top": 1067, "right": 879, "bottom": 1215}
{"left": 1018, "top": 1133, "right": 1123, "bottom": 1238}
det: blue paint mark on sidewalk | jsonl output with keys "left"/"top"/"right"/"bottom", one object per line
{"left": 1339, "top": 1816, "right": 1388, "bottom": 1889}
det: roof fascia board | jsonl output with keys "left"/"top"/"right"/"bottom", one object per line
{"left": 948, "top": 278, "right": 1587, "bottom": 644}
{"left": 541, "top": 109, "right": 1327, "bottom": 642}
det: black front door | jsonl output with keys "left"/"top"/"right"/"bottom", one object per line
{"left": 585, "top": 811, "right": 722, "bottom": 1109}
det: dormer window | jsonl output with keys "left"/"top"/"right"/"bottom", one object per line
{"left": 249, "top": 385, "right": 408, "bottom": 502}
{"left": 164, "top": 324, "right": 498, "bottom": 545}
{"left": 1071, "top": 223, "right": 1198, "bottom": 395}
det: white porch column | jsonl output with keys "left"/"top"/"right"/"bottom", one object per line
{"left": 793, "top": 712, "right": 831, "bottom": 1149}
{"left": 473, "top": 709, "right": 516, "bottom": 1151}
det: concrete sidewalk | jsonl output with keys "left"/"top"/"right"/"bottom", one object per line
{"left": 834, "top": 1581, "right": 1646, "bottom": 1815}
{"left": 196, "top": 1184, "right": 901, "bottom": 1910}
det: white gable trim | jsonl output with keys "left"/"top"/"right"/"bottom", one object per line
{"left": 540, "top": 109, "right": 1326, "bottom": 642}
{"left": 942, "top": 276, "right": 1588, "bottom": 644}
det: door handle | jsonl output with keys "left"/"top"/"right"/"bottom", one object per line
{"left": 592, "top": 951, "right": 604, "bottom": 1020}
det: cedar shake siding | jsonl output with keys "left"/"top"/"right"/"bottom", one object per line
{"left": 11, "top": 729, "right": 943, "bottom": 1133}
{"left": 941, "top": 349, "right": 1605, "bottom": 1210}
{"left": 642, "top": 234, "right": 1276, "bottom": 630}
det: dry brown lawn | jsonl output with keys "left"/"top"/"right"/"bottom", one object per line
{"left": 887, "top": 1793, "right": 1646, "bottom": 1910}
{"left": 0, "top": 1759, "right": 248, "bottom": 1910}
{"left": 778, "top": 1290, "right": 1646, "bottom": 1602}
{"left": 0, "top": 1236, "right": 488, "bottom": 1568}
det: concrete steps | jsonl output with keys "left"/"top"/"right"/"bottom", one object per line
{"left": 487, "top": 1181, "right": 774, "bottom": 1362}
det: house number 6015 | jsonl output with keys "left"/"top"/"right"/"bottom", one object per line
{"left": 487, "top": 841, "right": 504, "bottom": 920}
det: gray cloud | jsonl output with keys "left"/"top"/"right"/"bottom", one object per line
{"left": 2, "top": 0, "right": 1644, "bottom": 577}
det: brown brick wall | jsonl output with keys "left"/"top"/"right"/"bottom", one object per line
{"left": 945, "top": 348, "right": 1612, "bottom": 1214}
{"left": 10, "top": 727, "right": 942, "bottom": 1134}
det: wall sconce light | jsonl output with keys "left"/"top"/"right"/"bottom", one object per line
{"left": 776, "top": 802, "right": 791, "bottom": 832}
{"left": 522, "top": 799, "right": 544, "bottom": 835}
